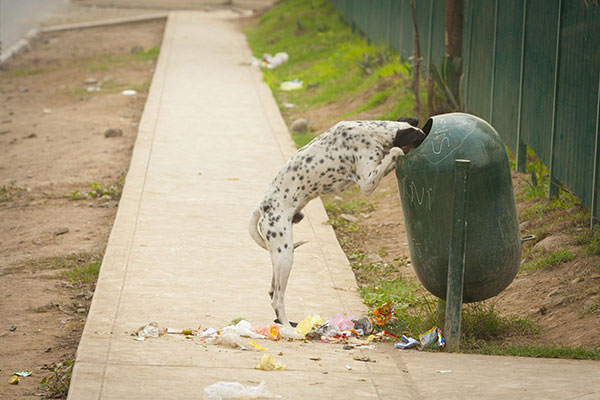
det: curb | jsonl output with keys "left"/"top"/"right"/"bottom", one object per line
{"left": 0, "top": 13, "right": 168, "bottom": 64}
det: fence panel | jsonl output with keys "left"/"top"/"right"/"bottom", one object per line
{"left": 553, "top": 2, "right": 600, "bottom": 210}
{"left": 331, "top": 0, "right": 600, "bottom": 220}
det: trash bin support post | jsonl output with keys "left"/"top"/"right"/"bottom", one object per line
{"left": 445, "top": 159, "right": 471, "bottom": 352}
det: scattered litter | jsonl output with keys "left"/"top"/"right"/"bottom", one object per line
{"left": 226, "top": 177, "right": 239, "bottom": 181}
{"left": 181, "top": 329, "right": 194, "bottom": 335}
{"left": 437, "top": 370, "right": 453, "bottom": 374}
{"left": 222, "top": 320, "right": 266, "bottom": 340}
{"left": 328, "top": 311, "right": 357, "bottom": 331}
{"left": 212, "top": 331, "right": 247, "bottom": 350}
{"left": 296, "top": 315, "right": 325, "bottom": 336}
{"left": 9, "top": 325, "right": 16, "bottom": 332}
{"left": 372, "top": 302, "right": 394, "bottom": 325}
{"left": 309, "top": 357, "right": 321, "bottom": 361}
{"left": 43, "top": 108, "right": 51, "bottom": 114}
{"left": 8, "top": 375, "right": 19, "bottom": 385}
{"left": 280, "top": 79, "right": 303, "bottom": 91}
{"left": 419, "top": 326, "right": 445, "bottom": 348}
{"left": 253, "top": 324, "right": 280, "bottom": 341}
{"left": 353, "top": 356, "right": 376, "bottom": 363}
{"left": 252, "top": 52, "right": 289, "bottom": 69}
{"left": 345, "top": 364, "right": 352, "bottom": 371}
{"left": 249, "top": 339, "right": 269, "bottom": 351}
{"left": 394, "top": 336, "right": 419, "bottom": 350}
{"left": 255, "top": 354, "right": 286, "bottom": 371}
{"left": 133, "top": 336, "right": 145, "bottom": 342}
{"left": 353, "top": 317, "right": 374, "bottom": 336}
{"left": 199, "top": 327, "right": 218, "bottom": 338}
{"left": 355, "top": 344, "right": 375, "bottom": 350}
{"left": 283, "top": 102, "right": 295, "bottom": 108}
{"left": 13, "top": 371, "right": 32, "bottom": 377}
{"left": 131, "top": 322, "right": 160, "bottom": 338}
{"left": 203, "top": 381, "right": 281, "bottom": 400}
{"left": 87, "top": 86, "right": 100, "bottom": 92}
{"left": 121, "top": 89, "right": 137, "bottom": 96}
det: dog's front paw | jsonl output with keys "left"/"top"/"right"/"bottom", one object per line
{"left": 274, "top": 318, "right": 298, "bottom": 327}
{"left": 389, "top": 147, "right": 404, "bottom": 158}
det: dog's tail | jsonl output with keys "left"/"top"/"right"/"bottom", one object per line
{"left": 249, "top": 207, "right": 308, "bottom": 251}
{"left": 249, "top": 208, "right": 268, "bottom": 250}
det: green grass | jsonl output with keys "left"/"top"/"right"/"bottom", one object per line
{"left": 63, "top": 260, "right": 101, "bottom": 283}
{"left": 575, "top": 225, "right": 600, "bottom": 255}
{"left": 87, "top": 46, "right": 160, "bottom": 71}
{"left": 521, "top": 249, "right": 575, "bottom": 272}
{"left": 465, "top": 343, "right": 600, "bottom": 360}
{"left": 323, "top": 198, "right": 374, "bottom": 215}
{"left": 244, "top": 0, "right": 418, "bottom": 141}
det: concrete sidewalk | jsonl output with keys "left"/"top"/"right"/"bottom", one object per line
{"left": 68, "top": 11, "right": 600, "bottom": 400}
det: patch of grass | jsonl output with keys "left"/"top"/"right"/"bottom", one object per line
{"left": 85, "top": 46, "right": 160, "bottom": 71}
{"left": 39, "top": 359, "right": 74, "bottom": 398}
{"left": 63, "top": 260, "right": 101, "bottom": 283}
{"left": 465, "top": 343, "right": 600, "bottom": 360}
{"left": 87, "top": 180, "right": 123, "bottom": 200}
{"left": 244, "top": 0, "right": 417, "bottom": 120}
{"left": 575, "top": 225, "right": 600, "bottom": 255}
{"left": 0, "top": 180, "right": 32, "bottom": 203}
{"left": 291, "top": 131, "right": 316, "bottom": 148}
{"left": 132, "top": 46, "right": 160, "bottom": 61}
{"left": 520, "top": 249, "right": 575, "bottom": 272}
{"left": 8, "top": 68, "right": 46, "bottom": 76}
{"left": 323, "top": 198, "right": 374, "bottom": 215}
{"left": 460, "top": 302, "right": 539, "bottom": 342}
{"left": 328, "top": 216, "right": 360, "bottom": 232}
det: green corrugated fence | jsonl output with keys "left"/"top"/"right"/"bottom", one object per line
{"left": 331, "top": 0, "right": 600, "bottom": 223}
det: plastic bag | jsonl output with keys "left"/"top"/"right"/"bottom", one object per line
{"left": 327, "top": 312, "right": 356, "bottom": 331}
{"left": 133, "top": 322, "right": 159, "bottom": 338}
{"left": 419, "top": 326, "right": 445, "bottom": 348}
{"left": 222, "top": 320, "right": 265, "bottom": 340}
{"left": 296, "top": 315, "right": 325, "bottom": 336}
{"left": 279, "top": 325, "right": 304, "bottom": 340}
{"left": 203, "top": 381, "right": 281, "bottom": 399}
{"left": 280, "top": 79, "right": 303, "bottom": 91}
{"left": 394, "top": 335, "right": 420, "bottom": 349}
{"left": 255, "top": 354, "right": 286, "bottom": 371}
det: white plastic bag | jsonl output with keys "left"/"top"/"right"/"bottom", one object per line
{"left": 203, "top": 381, "right": 281, "bottom": 399}
{"left": 221, "top": 320, "right": 265, "bottom": 339}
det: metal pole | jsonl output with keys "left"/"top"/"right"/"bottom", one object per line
{"left": 515, "top": 0, "right": 528, "bottom": 173}
{"left": 489, "top": 0, "right": 499, "bottom": 124}
{"left": 445, "top": 159, "right": 471, "bottom": 352}
{"left": 591, "top": 71, "right": 600, "bottom": 227}
{"left": 548, "top": 0, "right": 562, "bottom": 199}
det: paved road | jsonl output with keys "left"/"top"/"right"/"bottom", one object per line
{"left": 0, "top": 0, "right": 67, "bottom": 54}
{"left": 67, "top": 10, "right": 600, "bottom": 400}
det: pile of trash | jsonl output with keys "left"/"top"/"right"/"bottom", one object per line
{"left": 130, "top": 302, "right": 444, "bottom": 351}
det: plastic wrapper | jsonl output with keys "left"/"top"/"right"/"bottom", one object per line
{"left": 353, "top": 317, "right": 374, "bottom": 336}
{"left": 327, "top": 311, "right": 356, "bottom": 331}
{"left": 203, "top": 381, "right": 281, "bottom": 399}
{"left": 8, "top": 375, "right": 19, "bottom": 385}
{"left": 255, "top": 354, "right": 286, "bottom": 371}
{"left": 371, "top": 303, "right": 394, "bottom": 325}
{"left": 306, "top": 323, "right": 341, "bottom": 340}
{"left": 279, "top": 325, "right": 304, "bottom": 340}
{"left": 419, "top": 326, "right": 445, "bottom": 347}
{"left": 253, "top": 324, "right": 280, "bottom": 341}
{"left": 132, "top": 322, "right": 159, "bottom": 338}
{"left": 296, "top": 315, "right": 325, "bottom": 336}
{"left": 394, "top": 335, "right": 420, "bottom": 349}
{"left": 280, "top": 79, "right": 303, "bottom": 91}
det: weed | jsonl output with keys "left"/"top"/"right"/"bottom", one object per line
{"left": 132, "top": 46, "right": 160, "bottom": 61}
{"left": 521, "top": 249, "right": 575, "bottom": 272}
{"left": 63, "top": 260, "right": 101, "bottom": 283}
{"left": 9, "top": 68, "right": 46, "bottom": 76}
{"left": 39, "top": 359, "right": 74, "bottom": 398}
{"left": 328, "top": 216, "right": 360, "bottom": 232}
{"left": 460, "top": 302, "right": 539, "bottom": 342}
{"left": 71, "top": 190, "right": 87, "bottom": 200}
{"left": 87, "top": 181, "right": 122, "bottom": 199}
{"left": 291, "top": 131, "right": 316, "bottom": 148}
{"left": 347, "top": 250, "right": 365, "bottom": 261}
{"left": 323, "top": 198, "right": 374, "bottom": 215}
{"left": 0, "top": 180, "right": 31, "bottom": 203}
{"left": 575, "top": 225, "right": 600, "bottom": 255}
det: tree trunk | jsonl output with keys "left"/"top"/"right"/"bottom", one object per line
{"left": 445, "top": 0, "right": 463, "bottom": 58}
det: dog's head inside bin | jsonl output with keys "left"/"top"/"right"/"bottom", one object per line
{"left": 395, "top": 113, "right": 521, "bottom": 302}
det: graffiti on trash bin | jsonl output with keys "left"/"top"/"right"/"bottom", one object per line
{"left": 402, "top": 177, "right": 434, "bottom": 210}
{"left": 424, "top": 116, "right": 477, "bottom": 165}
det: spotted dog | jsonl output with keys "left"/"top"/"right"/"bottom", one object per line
{"left": 249, "top": 118, "right": 425, "bottom": 327}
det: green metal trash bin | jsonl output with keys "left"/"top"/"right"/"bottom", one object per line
{"left": 395, "top": 113, "right": 521, "bottom": 302}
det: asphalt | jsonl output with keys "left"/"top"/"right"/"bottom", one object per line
{"left": 67, "top": 10, "right": 600, "bottom": 400}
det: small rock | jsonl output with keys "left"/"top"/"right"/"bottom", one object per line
{"left": 360, "top": 213, "right": 371, "bottom": 219}
{"left": 0, "top": 130, "right": 9, "bottom": 135}
{"left": 534, "top": 234, "right": 571, "bottom": 252}
{"left": 45, "top": 347, "right": 51, "bottom": 353}
{"left": 84, "top": 78, "right": 98, "bottom": 84}
{"left": 55, "top": 227, "right": 69, "bottom": 236}
{"left": 571, "top": 277, "right": 584, "bottom": 284}
{"left": 24, "top": 133, "right": 37, "bottom": 139}
{"left": 333, "top": 196, "right": 343, "bottom": 202}
{"left": 539, "top": 305, "right": 547, "bottom": 315}
{"left": 20, "top": 88, "right": 29, "bottom": 93}
{"left": 364, "top": 253, "right": 384, "bottom": 264}
{"left": 290, "top": 118, "right": 308, "bottom": 133}
{"left": 547, "top": 287, "right": 561, "bottom": 297}
{"left": 104, "top": 128, "right": 123, "bottom": 138}
{"left": 9, "top": 325, "right": 16, "bottom": 331}
{"left": 130, "top": 45, "right": 144, "bottom": 53}
{"left": 76, "top": 308, "right": 86, "bottom": 314}
{"left": 339, "top": 213, "right": 359, "bottom": 223}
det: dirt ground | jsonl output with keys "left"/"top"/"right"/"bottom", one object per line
{"left": 0, "top": 15, "right": 165, "bottom": 398}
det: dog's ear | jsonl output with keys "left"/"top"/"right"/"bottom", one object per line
{"left": 393, "top": 127, "right": 426, "bottom": 148}
{"left": 397, "top": 117, "right": 420, "bottom": 127}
